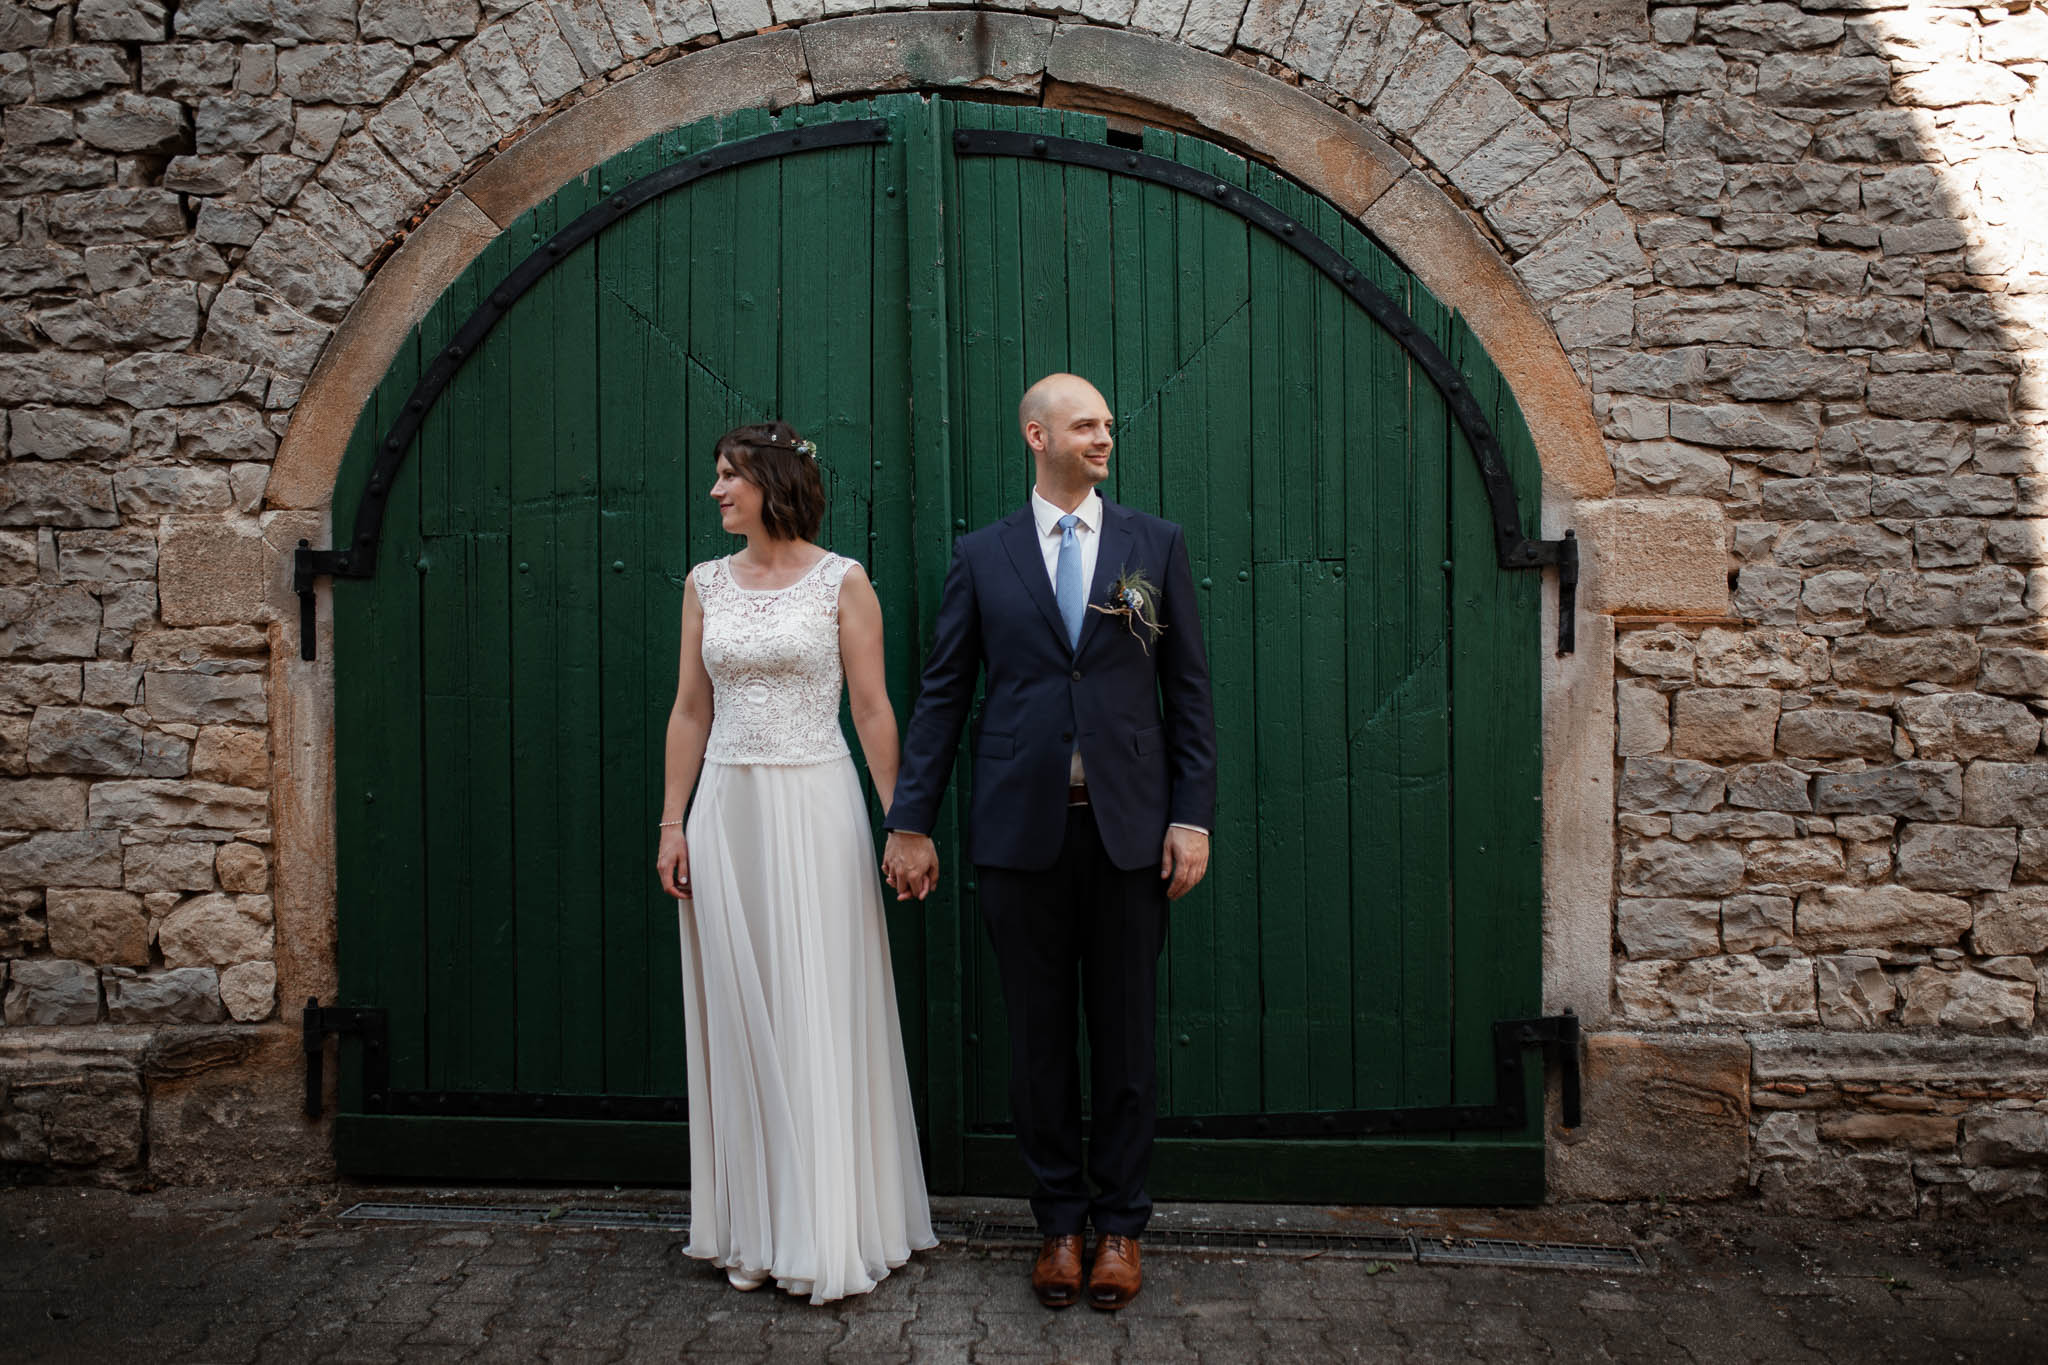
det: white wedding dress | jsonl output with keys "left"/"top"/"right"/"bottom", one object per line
{"left": 679, "top": 552, "right": 936, "bottom": 1303}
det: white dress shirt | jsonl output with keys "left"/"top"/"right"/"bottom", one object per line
{"left": 1029, "top": 487, "right": 1206, "bottom": 838}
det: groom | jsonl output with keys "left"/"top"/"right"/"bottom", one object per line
{"left": 884, "top": 373, "right": 1217, "bottom": 1311}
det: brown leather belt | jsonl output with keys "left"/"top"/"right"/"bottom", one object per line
{"left": 1068, "top": 782, "right": 1089, "bottom": 806}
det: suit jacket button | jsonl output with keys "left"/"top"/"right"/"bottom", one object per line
{"left": 1071, "top": 669, "right": 1082, "bottom": 681}
{"left": 1061, "top": 732, "right": 1073, "bottom": 743}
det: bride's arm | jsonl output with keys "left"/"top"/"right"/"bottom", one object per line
{"left": 838, "top": 563, "right": 901, "bottom": 815}
{"left": 657, "top": 577, "right": 713, "bottom": 899}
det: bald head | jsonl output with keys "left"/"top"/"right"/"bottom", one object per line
{"left": 1019, "top": 373, "right": 1114, "bottom": 505}
{"left": 1018, "top": 373, "right": 1105, "bottom": 448}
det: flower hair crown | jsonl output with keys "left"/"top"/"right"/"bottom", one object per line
{"left": 765, "top": 431, "right": 817, "bottom": 460}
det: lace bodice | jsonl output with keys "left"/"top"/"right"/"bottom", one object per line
{"left": 696, "top": 553, "right": 855, "bottom": 766}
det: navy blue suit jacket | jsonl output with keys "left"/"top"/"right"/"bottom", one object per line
{"left": 887, "top": 499, "right": 1218, "bottom": 872}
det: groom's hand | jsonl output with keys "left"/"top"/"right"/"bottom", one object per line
{"left": 1161, "top": 827, "right": 1210, "bottom": 900}
{"left": 883, "top": 831, "right": 939, "bottom": 901}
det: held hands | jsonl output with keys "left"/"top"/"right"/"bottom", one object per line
{"left": 1161, "top": 826, "right": 1210, "bottom": 900}
{"left": 882, "top": 831, "right": 940, "bottom": 902}
{"left": 657, "top": 827, "right": 691, "bottom": 901}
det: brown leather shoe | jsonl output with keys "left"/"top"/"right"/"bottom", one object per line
{"left": 1087, "top": 1234, "right": 1142, "bottom": 1310}
{"left": 1031, "top": 1233, "right": 1085, "bottom": 1309}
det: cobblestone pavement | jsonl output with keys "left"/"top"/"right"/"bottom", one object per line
{"left": 2, "top": 1186, "right": 2043, "bottom": 1364}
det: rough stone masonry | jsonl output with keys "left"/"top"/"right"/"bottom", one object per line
{"left": 0, "top": 0, "right": 2045, "bottom": 1212}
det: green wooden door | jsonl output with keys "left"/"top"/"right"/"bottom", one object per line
{"left": 327, "top": 96, "right": 1547, "bottom": 1202}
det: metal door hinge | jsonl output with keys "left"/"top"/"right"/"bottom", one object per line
{"left": 302, "top": 998, "right": 389, "bottom": 1119}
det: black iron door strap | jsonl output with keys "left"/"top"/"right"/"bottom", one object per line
{"left": 291, "top": 118, "right": 894, "bottom": 661}
{"left": 952, "top": 129, "right": 1579, "bottom": 655}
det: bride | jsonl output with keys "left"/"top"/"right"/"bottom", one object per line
{"left": 656, "top": 421, "right": 936, "bottom": 1302}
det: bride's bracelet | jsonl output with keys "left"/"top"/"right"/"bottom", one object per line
{"left": 658, "top": 818, "right": 683, "bottom": 827}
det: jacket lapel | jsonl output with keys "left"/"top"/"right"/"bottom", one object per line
{"left": 998, "top": 508, "right": 1071, "bottom": 650}
{"left": 1076, "top": 499, "right": 1135, "bottom": 657}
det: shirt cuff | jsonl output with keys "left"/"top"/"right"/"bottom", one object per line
{"left": 1168, "top": 822, "right": 1209, "bottom": 836}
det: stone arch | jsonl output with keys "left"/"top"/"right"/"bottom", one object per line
{"left": 265, "top": 14, "right": 1619, "bottom": 508}
{"left": 262, "top": 11, "right": 1632, "bottom": 1038}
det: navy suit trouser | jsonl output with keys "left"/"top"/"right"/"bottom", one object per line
{"left": 977, "top": 803, "right": 1168, "bottom": 1239}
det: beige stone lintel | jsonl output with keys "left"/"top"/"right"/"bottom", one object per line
{"left": 1362, "top": 170, "right": 1612, "bottom": 502}
{"left": 803, "top": 11, "right": 1055, "bottom": 98}
{"left": 1574, "top": 496, "right": 1729, "bottom": 618}
{"left": 462, "top": 32, "right": 808, "bottom": 230}
{"left": 270, "top": 192, "right": 498, "bottom": 512}
{"left": 1044, "top": 25, "right": 1409, "bottom": 224}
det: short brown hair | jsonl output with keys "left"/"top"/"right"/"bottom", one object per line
{"left": 715, "top": 421, "right": 825, "bottom": 542}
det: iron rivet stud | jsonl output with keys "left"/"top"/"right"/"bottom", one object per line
{"left": 699, "top": 155, "right": 712, "bottom": 167}
{"left": 612, "top": 560, "right": 625, "bottom": 573}
{"left": 873, "top": 459, "right": 883, "bottom": 470}
{"left": 369, "top": 477, "right": 384, "bottom": 493}
{"left": 1238, "top": 569, "right": 1249, "bottom": 582}
{"left": 955, "top": 131, "right": 970, "bottom": 148}
{"left": 1125, "top": 155, "right": 1138, "bottom": 168}
{"left": 519, "top": 561, "right": 531, "bottom": 573}
{"left": 408, "top": 399, "right": 424, "bottom": 413}
{"left": 1200, "top": 577, "right": 1212, "bottom": 589}
{"left": 1344, "top": 270, "right": 1357, "bottom": 283}
{"left": 547, "top": 242, "right": 561, "bottom": 256}
{"left": 1032, "top": 138, "right": 1047, "bottom": 154}
{"left": 955, "top": 518, "right": 967, "bottom": 530}
{"left": 1214, "top": 183, "right": 1228, "bottom": 197}
{"left": 449, "top": 345, "right": 465, "bottom": 359}
{"left": 612, "top": 195, "right": 626, "bottom": 209}
{"left": 1282, "top": 222, "right": 1295, "bottom": 236}
{"left": 1177, "top": 1033, "right": 1191, "bottom": 1046}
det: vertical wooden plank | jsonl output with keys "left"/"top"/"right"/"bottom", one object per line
{"left": 1015, "top": 106, "right": 1070, "bottom": 405}
{"left": 414, "top": 272, "right": 473, "bottom": 1095}
{"left": 1311, "top": 196, "right": 1349, "bottom": 563}
{"left": 550, "top": 167, "right": 608, "bottom": 1095}
{"left": 507, "top": 193, "right": 565, "bottom": 1092}
{"left": 868, "top": 94, "right": 925, "bottom": 1114}
{"left": 1299, "top": 558, "right": 1352, "bottom": 1108}
{"left": 334, "top": 344, "right": 429, "bottom": 1093}
{"left": 1398, "top": 281, "right": 1458, "bottom": 1115}
{"left": 460, "top": 224, "right": 520, "bottom": 1094}
{"left": 596, "top": 135, "right": 661, "bottom": 1096}
{"left": 1155, "top": 131, "right": 1259, "bottom": 1118}
{"left": 912, "top": 95, "right": 963, "bottom": 1189}
{"left": 1252, "top": 558, "right": 1306, "bottom": 1110}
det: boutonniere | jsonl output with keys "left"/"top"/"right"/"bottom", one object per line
{"left": 1089, "top": 566, "right": 1167, "bottom": 653}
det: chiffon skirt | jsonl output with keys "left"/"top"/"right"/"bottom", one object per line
{"left": 679, "top": 757, "right": 937, "bottom": 1303}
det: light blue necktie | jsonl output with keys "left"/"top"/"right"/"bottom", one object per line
{"left": 1055, "top": 513, "right": 1084, "bottom": 650}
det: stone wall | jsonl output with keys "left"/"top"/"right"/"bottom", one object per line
{"left": 1, "top": 0, "right": 2044, "bottom": 1203}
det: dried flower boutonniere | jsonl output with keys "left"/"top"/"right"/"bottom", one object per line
{"left": 1090, "top": 566, "right": 1167, "bottom": 653}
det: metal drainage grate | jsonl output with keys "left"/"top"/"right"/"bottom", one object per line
{"left": 936, "top": 1218, "right": 1413, "bottom": 1259}
{"left": 1416, "top": 1238, "right": 1647, "bottom": 1272}
{"left": 342, "top": 1202, "right": 547, "bottom": 1225}
{"left": 339, "top": 1204, "right": 1643, "bottom": 1273}
{"left": 554, "top": 1208, "right": 692, "bottom": 1231}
